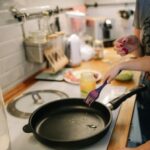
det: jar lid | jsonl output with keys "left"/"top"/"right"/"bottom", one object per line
{"left": 7, "top": 90, "right": 69, "bottom": 118}
{"left": 94, "top": 40, "right": 103, "bottom": 45}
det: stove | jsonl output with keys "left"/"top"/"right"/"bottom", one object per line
{"left": 6, "top": 81, "right": 126, "bottom": 150}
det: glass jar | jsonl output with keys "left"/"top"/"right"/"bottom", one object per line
{"left": 0, "top": 87, "right": 11, "bottom": 150}
{"left": 80, "top": 72, "right": 96, "bottom": 98}
{"left": 47, "top": 32, "right": 65, "bottom": 55}
{"left": 55, "top": 32, "right": 65, "bottom": 55}
{"left": 93, "top": 40, "right": 104, "bottom": 59}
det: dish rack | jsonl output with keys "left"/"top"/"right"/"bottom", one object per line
{"left": 44, "top": 47, "right": 68, "bottom": 73}
{"left": 44, "top": 32, "right": 68, "bottom": 73}
{"left": 24, "top": 31, "right": 69, "bottom": 73}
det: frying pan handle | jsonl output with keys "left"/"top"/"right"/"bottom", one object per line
{"left": 108, "top": 84, "right": 146, "bottom": 110}
{"left": 23, "top": 124, "right": 33, "bottom": 133}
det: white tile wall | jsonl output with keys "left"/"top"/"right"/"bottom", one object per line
{"left": 86, "top": 2, "right": 135, "bottom": 39}
{"left": 0, "top": 0, "right": 136, "bottom": 92}
{"left": 3, "top": 51, "right": 25, "bottom": 72}
{"left": 0, "top": 38, "right": 23, "bottom": 59}
{"left": 85, "top": 0, "right": 136, "bottom": 4}
{"left": 0, "top": 24, "right": 23, "bottom": 43}
{"left": 0, "top": 0, "right": 84, "bottom": 92}
{"left": 0, "top": 65, "right": 25, "bottom": 89}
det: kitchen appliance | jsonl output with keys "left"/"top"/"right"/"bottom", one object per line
{"left": 0, "top": 88, "right": 11, "bottom": 150}
{"left": 65, "top": 10, "right": 91, "bottom": 65}
{"left": 65, "top": 11, "right": 86, "bottom": 36}
{"left": 23, "top": 85, "right": 145, "bottom": 149}
{"left": 102, "top": 19, "right": 115, "bottom": 47}
{"left": 86, "top": 17, "right": 114, "bottom": 47}
{"left": 102, "top": 19, "right": 112, "bottom": 40}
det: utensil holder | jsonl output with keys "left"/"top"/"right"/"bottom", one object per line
{"left": 24, "top": 39, "right": 48, "bottom": 63}
{"left": 44, "top": 48, "right": 68, "bottom": 73}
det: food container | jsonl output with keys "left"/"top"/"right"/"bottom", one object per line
{"left": 93, "top": 40, "right": 104, "bottom": 59}
{"left": 28, "top": 31, "right": 47, "bottom": 44}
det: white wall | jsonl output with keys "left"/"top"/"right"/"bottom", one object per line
{"left": 0, "top": 0, "right": 84, "bottom": 10}
{"left": 85, "top": 0, "right": 136, "bottom": 39}
{"left": 85, "top": 0, "right": 135, "bottom": 4}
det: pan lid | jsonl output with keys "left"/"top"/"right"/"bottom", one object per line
{"left": 7, "top": 89, "right": 69, "bottom": 118}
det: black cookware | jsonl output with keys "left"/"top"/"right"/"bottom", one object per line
{"left": 23, "top": 85, "right": 146, "bottom": 149}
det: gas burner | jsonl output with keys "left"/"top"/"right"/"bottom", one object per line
{"left": 7, "top": 90, "right": 69, "bottom": 118}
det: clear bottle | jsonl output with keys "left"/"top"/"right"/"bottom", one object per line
{"left": 55, "top": 31, "right": 65, "bottom": 55}
{"left": 93, "top": 40, "right": 104, "bottom": 59}
{"left": 0, "top": 87, "right": 11, "bottom": 150}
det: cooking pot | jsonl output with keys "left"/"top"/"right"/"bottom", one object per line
{"left": 23, "top": 85, "right": 146, "bottom": 149}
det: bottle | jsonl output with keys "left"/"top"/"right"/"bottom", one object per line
{"left": 0, "top": 87, "right": 11, "bottom": 150}
{"left": 66, "top": 34, "right": 81, "bottom": 67}
{"left": 93, "top": 40, "right": 104, "bottom": 59}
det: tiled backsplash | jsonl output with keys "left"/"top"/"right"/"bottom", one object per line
{"left": 0, "top": 22, "right": 45, "bottom": 92}
{"left": 0, "top": 0, "right": 84, "bottom": 92}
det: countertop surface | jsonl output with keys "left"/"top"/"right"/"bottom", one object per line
{"left": 4, "top": 48, "right": 141, "bottom": 150}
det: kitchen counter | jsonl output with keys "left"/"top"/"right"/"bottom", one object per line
{"left": 4, "top": 48, "right": 141, "bottom": 150}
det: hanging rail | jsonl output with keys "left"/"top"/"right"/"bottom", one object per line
{"left": 85, "top": 2, "right": 135, "bottom": 8}
{"left": 10, "top": 6, "right": 73, "bottom": 22}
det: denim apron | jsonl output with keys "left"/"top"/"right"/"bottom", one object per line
{"left": 137, "top": 72, "right": 150, "bottom": 142}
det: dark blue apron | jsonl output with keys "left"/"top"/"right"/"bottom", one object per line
{"left": 137, "top": 72, "right": 150, "bottom": 142}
